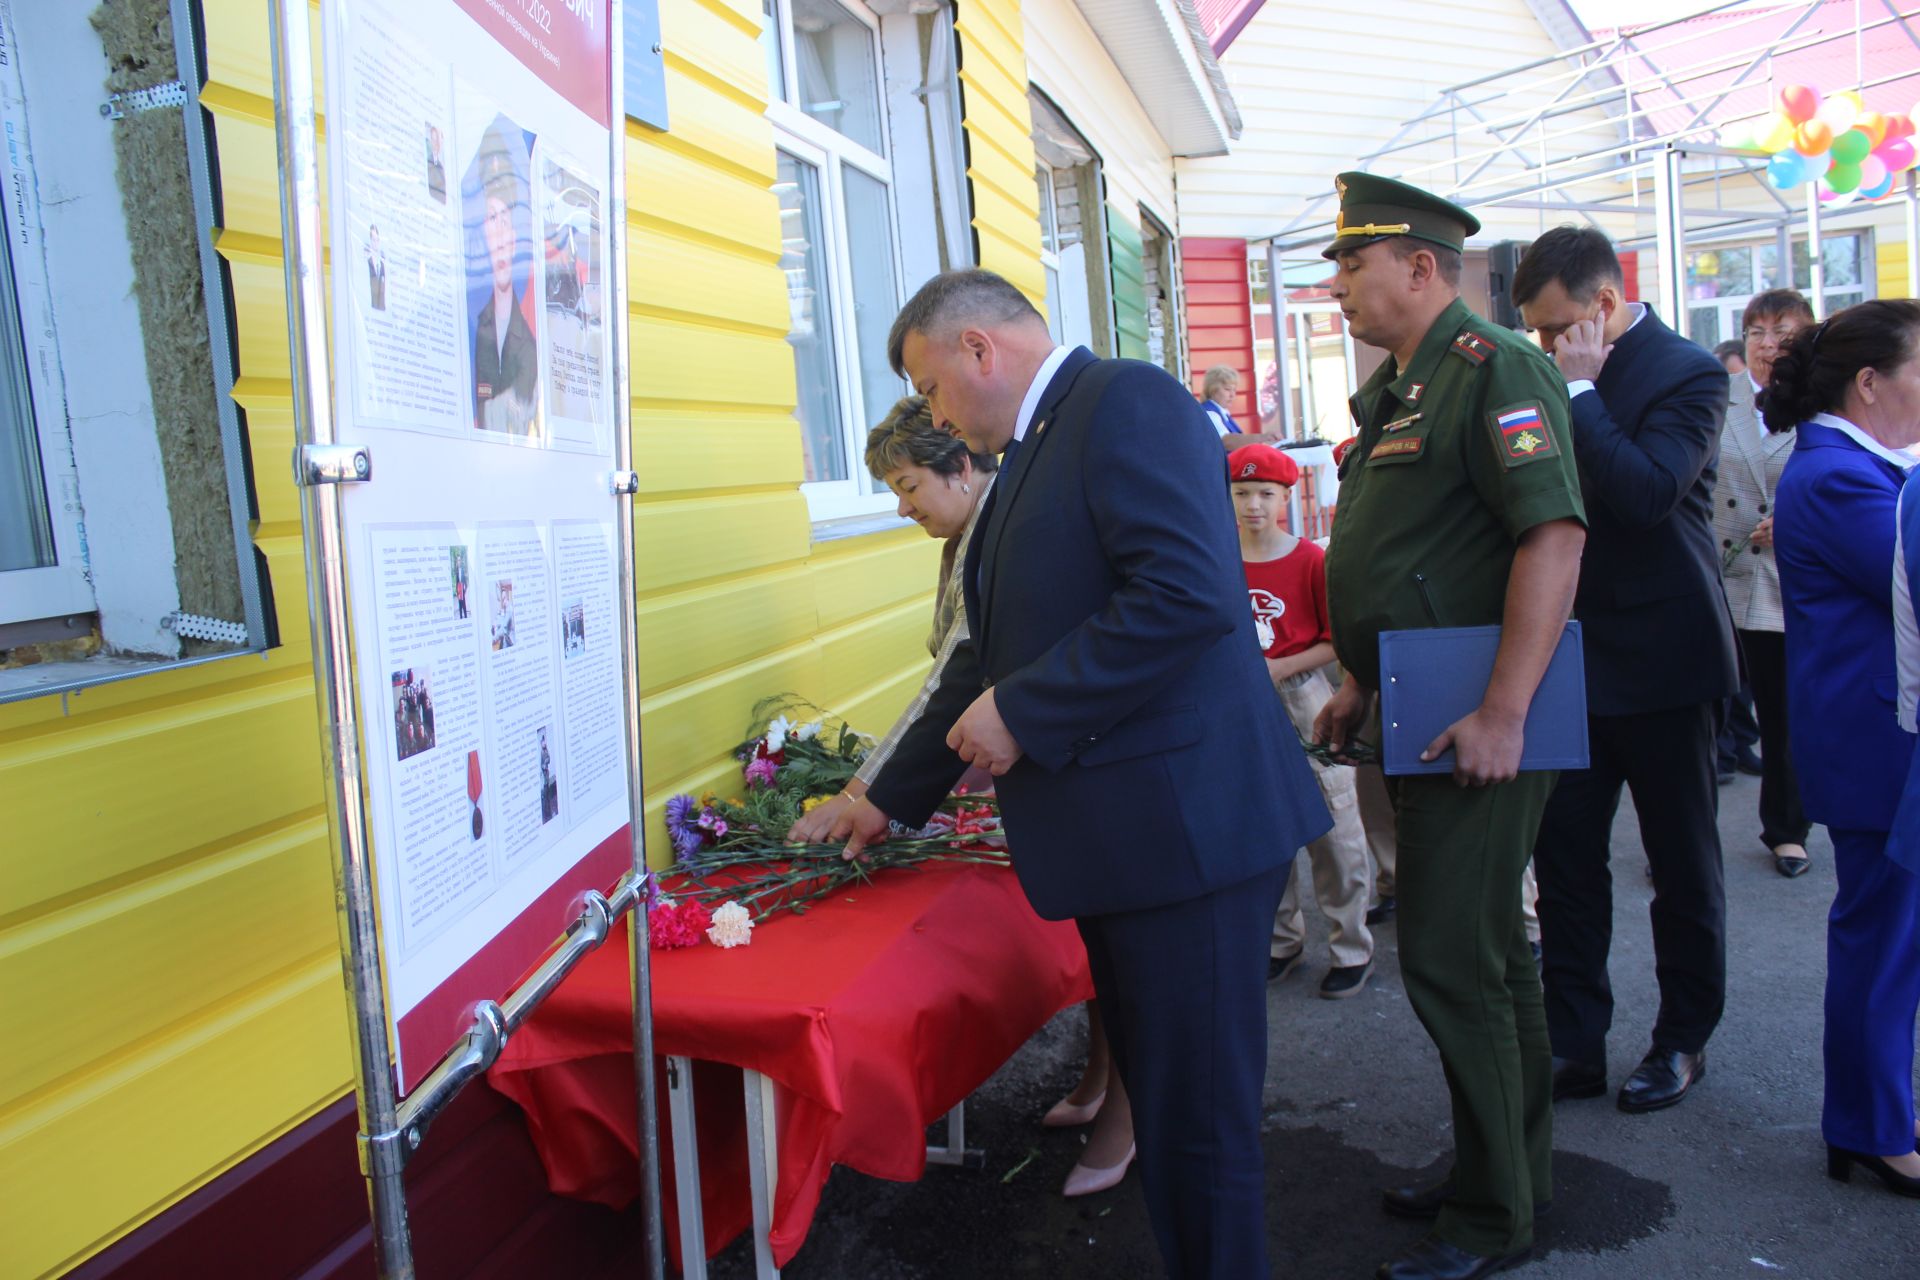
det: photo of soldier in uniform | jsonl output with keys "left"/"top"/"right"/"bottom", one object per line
{"left": 390, "top": 667, "right": 435, "bottom": 762}
{"left": 367, "top": 225, "right": 387, "bottom": 312}
{"left": 463, "top": 114, "right": 541, "bottom": 438}
{"left": 490, "top": 578, "right": 516, "bottom": 651}
{"left": 561, "top": 599, "right": 585, "bottom": 658}
{"left": 540, "top": 157, "right": 605, "bottom": 425}
{"left": 426, "top": 123, "right": 447, "bottom": 203}
{"left": 537, "top": 727, "right": 559, "bottom": 824}
{"left": 449, "top": 545, "right": 470, "bottom": 619}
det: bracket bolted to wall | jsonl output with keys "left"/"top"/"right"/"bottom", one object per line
{"left": 609, "top": 470, "right": 639, "bottom": 495}
{"left": 100, "top": 79, "right": 191, "bottom": 120}
{"left": 297, "top": 444, "right": 373, "bottom": 487}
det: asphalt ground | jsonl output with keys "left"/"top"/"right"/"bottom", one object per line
{"left": 710, "top": 772, "right": 1920, "bottom": 1278}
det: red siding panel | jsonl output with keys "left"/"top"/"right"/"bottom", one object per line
{"left": 1182, "top": 238, "right": 1257, "bottom": 424}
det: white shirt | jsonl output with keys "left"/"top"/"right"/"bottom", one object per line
{"left": 1563, "top": 303, "right": 1646, "bottom": 401}
{"left": 1807, "top": 411, "right": 1918, "bottom": 474}
{"left": 1013, "top": 345, "right": 1073, "bottom": 444}
{"left": 1896, "top": 484, "right": 1919, "bottom": 733}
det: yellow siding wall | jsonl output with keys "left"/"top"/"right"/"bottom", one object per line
{"left": 0, "top": 0, "right": 1042, "bottom": 1274}
{"left": 954, "top": 0, "right": 1045, "bottom": 306}
{"left": 1878, "top": 233, "right": 1910, "bottom": 300}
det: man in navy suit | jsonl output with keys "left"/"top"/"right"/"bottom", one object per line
{"left": 1514, "top": 227, "right": 1738, "bottom": 1114}
{"left": 839, "top": 269, "right": 1331, "bottom": 1276}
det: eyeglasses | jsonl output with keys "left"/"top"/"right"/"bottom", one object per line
{"left": 1744, "top": 325, "right": 1801, "bottom": 344}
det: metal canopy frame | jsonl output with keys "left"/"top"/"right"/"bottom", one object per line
{"left": 1254, "top": 0, "right": 1920, "bottom": 437}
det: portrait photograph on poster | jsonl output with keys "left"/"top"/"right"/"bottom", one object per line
{"left": 426, "top": 122, "right": 447, "bottom": 202}
{"left": 537, "top": 726, "right": 559, "bottom": 824}
{"left": 391, "top": 667, "right": 436, "bottom": 762}
{"left": 540, "top": 155, "right": 605, "bottom": 433}
{"left": 561, "top": 598, "right": 585, "bottom": 658}
{"left": 367, "top": 225, "right": 387, "bottom": 311}
{"left": 490, "top": 577, "right": 516, "bottom": 650}
{"left": 449, "top": 544, "right": 471, "bottom": 619}
{"left": 463, "top": 110, "right": 542, "bottom": 440}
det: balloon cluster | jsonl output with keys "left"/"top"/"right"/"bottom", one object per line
{"left": 1722, "top": 85, "right": 1917, "bottom": 206}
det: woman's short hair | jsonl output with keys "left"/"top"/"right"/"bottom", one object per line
{"left": 1712, "top": 339, "right": 1745, "bottom": 364}
{"left": 1742, "top": 288, "right": 1815, "bottom": 334}
{"left": 1202, "top": 365, "right": 1240, "bottom": 399}
{"left": 1762, "top": 299, "right": 1920, "bottom": 434}
{"left": 864, "top": 396, "right": 999, "bottom": 481}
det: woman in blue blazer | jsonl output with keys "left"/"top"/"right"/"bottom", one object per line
{"left": 1769, "top": 298, "right": 1920, "bottom": 1197}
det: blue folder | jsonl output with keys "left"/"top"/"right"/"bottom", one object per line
{"left": 1377, "top": 622, "right": 1589, "bottom": 776}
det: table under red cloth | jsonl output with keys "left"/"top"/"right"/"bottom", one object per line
{"left": 488, "top": 862, "right": 1094, "bottom": 1268}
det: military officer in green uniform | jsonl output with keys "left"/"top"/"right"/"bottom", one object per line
{"left": 1311, "top": 173, "right": 1587, "bottom": 1280}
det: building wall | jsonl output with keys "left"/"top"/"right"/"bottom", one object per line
{"left": 1020, "top": 0, "right": 1177, "bottom": 230}
{"left": 0, "top": 0, "right": 1042, "bottom": 1275}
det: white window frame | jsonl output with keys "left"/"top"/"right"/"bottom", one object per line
{"left": 764, "top": 0, "right": 913, "bottom": 527}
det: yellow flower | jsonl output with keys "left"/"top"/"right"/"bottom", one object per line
{"left": 802, "top": 794, "right": 832, "bottom": 813}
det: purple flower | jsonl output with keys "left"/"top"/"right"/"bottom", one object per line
{"left": 744, "top": 755, "right": 778, "bottom": 790}
{"left": 665, "top": 794, "right": 705, "bottom": 859}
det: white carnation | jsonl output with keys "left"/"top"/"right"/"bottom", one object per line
{"left": 794, "top": 720, "right": 822, "bottom": 742}
{"left": 706, "top": 900, "right": 755, "bottom": 948}
{"left": 764, "top": 716, "right": 793, "bottom": 753}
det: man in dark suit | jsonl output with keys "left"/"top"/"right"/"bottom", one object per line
{"left": 1514, "top": 227, "right": 1737, "bottom": 1114}
{"left": 838, "top": 269, "right": 1331, "bottom": 1277}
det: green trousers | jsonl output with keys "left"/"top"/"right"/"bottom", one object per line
{"left": 1391, "top": 771, "right": 1556, "bottom": 1256}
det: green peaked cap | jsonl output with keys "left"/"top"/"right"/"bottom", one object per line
{"left": 1322, "top": 171, "right": 1480, "bottom": 260}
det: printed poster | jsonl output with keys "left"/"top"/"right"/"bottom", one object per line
{"left": 324, "top": 0, "right": 628, "bottom": 1092}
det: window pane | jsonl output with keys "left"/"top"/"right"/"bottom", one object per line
{"left": 1035, "top": 166, "right": 1058, "bottom": 255}
{"left": 841, "top": 166, "right": 903, "bottom": 438}
{"left": 776, "top": 151, "right": 847, "bottom": 483}
{"left": 0, "top": 225, "right": 51, "bottom": 573}
{"left": 1687, "top": 306, "right": 1721, "bottom": 348}
{"left": 1756, "top": 243, "right": 1783, "bottom": 288}
{"left": 792, "top": 0, "right": 883, "bottom": 154}
{"left": 760, "top": 0, "right": 787, "bottom": 104}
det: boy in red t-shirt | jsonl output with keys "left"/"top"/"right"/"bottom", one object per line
{"left": 1229, "top": 444, "right": 1375, "bottom": 998}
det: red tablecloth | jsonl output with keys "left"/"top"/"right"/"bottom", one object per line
{"left": 488, "top": 862, "right": 1094, "bottom": 1267}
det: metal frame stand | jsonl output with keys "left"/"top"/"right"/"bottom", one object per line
{"left": 272, "top": 2, "right": 662, "bottom": 1276}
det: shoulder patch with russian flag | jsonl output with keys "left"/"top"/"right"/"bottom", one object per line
{"left": 1490, "top": 401, "right": 1556, "bottom": 467}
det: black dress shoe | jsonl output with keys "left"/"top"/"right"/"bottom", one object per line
{"left": 1268, "top": 948, "right": 1304, "bottom": 982}
{"left": 1375, "top": 1233, "right": 1532, "bottom": 1280}
{"left": 1828, "top": 1145, "right": 1920, "bottom": 1197}
{"left": 1367, "top": 894, "right": 1398, "bottom": 925}
{"left": 1618, "top": 1047, "right": 1705, "bottom": 1113}
{"left": 1551, "top": 1056, "right": 1606, "bottom": 1102}
{"left": 1382, "top": 1171, "right": 1553, "bottom": 1220}
{"left": 1735, "top": 747, "right": 1764, "bottom": 776}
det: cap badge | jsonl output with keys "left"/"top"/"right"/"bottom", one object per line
{"left": 1239, "top": 461, "right": 1258, "bottom": 478}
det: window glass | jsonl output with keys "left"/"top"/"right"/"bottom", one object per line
{"left": 841, "top": 166, "right": 904, "bottom": 439}
{"left": 776, "top": 151, "right": 848, "bottom": 483}
{"left": 0, "top": 221, "right": 51, "bottom": 573}
{"left": 1687, "top": 306, "right": 1721, "bottom": 348}
{"left": 760, "top": 0, "right": 787, "bottom": 104}
{"left": 791, "top": 0, "right": 883, "bottom": 154}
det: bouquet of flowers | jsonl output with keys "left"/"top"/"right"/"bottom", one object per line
{"left": 649, "top": 697, "right": 1008, "bottom": 950}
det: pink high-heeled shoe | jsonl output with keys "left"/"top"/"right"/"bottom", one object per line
{"left": 1041, "top": 1089, "right": 1105, "bottom": 1128}
{"left": 1062, "top": 1143, "right": 1135, "bottom": 1197}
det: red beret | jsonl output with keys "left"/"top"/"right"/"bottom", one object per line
{"left": 1331, "top": 436, "right": 1358, "bottom": 467}
{"left": 1227, "top": 444, "right": 1299, "bottom": 487}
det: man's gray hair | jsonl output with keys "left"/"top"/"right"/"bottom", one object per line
{"left": 887, "top": 269, "right": 1046, "bottom": 376}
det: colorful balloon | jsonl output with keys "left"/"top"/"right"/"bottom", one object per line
{"left": 1756, "top": 112, "right": 1796, "bottom": 152}
{"left": 1831, "top": 129, "right": 1873, "bottom": 165}
{"left": 1882, "top": 139, "right": 1918, "bottom": 172}
{"left": 1793, "top": 119, "right": 1834, "bottom": 156}
{"left": 1767, "top": 149, "right": 1809, "bottom": 189}
{"left": 1820, "top": 89, "right": 1865, "bottom": 133}
{"left": 1862, "top": 173, "right": 1896, "bottom": 200}
{"left": 1858, "top": 112, "right": 1889, "bottom": 147}
{"left": 1827, "top": 161, "right": 1862, "bottom": 194}
{"left": 1778, "top": 84, "right": 1820, "bottom": 124}
{"left": 1887, "top": 114, "right": 1917, "bottom": 142}
{"left": 1860, "top": 155, "right": 1889, "bottom": 190}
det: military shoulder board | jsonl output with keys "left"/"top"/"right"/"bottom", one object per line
{"left": 1449, "top": 333, "right": 1494, "bottom": 366}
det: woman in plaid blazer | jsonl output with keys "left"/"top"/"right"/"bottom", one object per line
{"left": 1714, "top": 293, "right": 1814, "bottom": 876}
